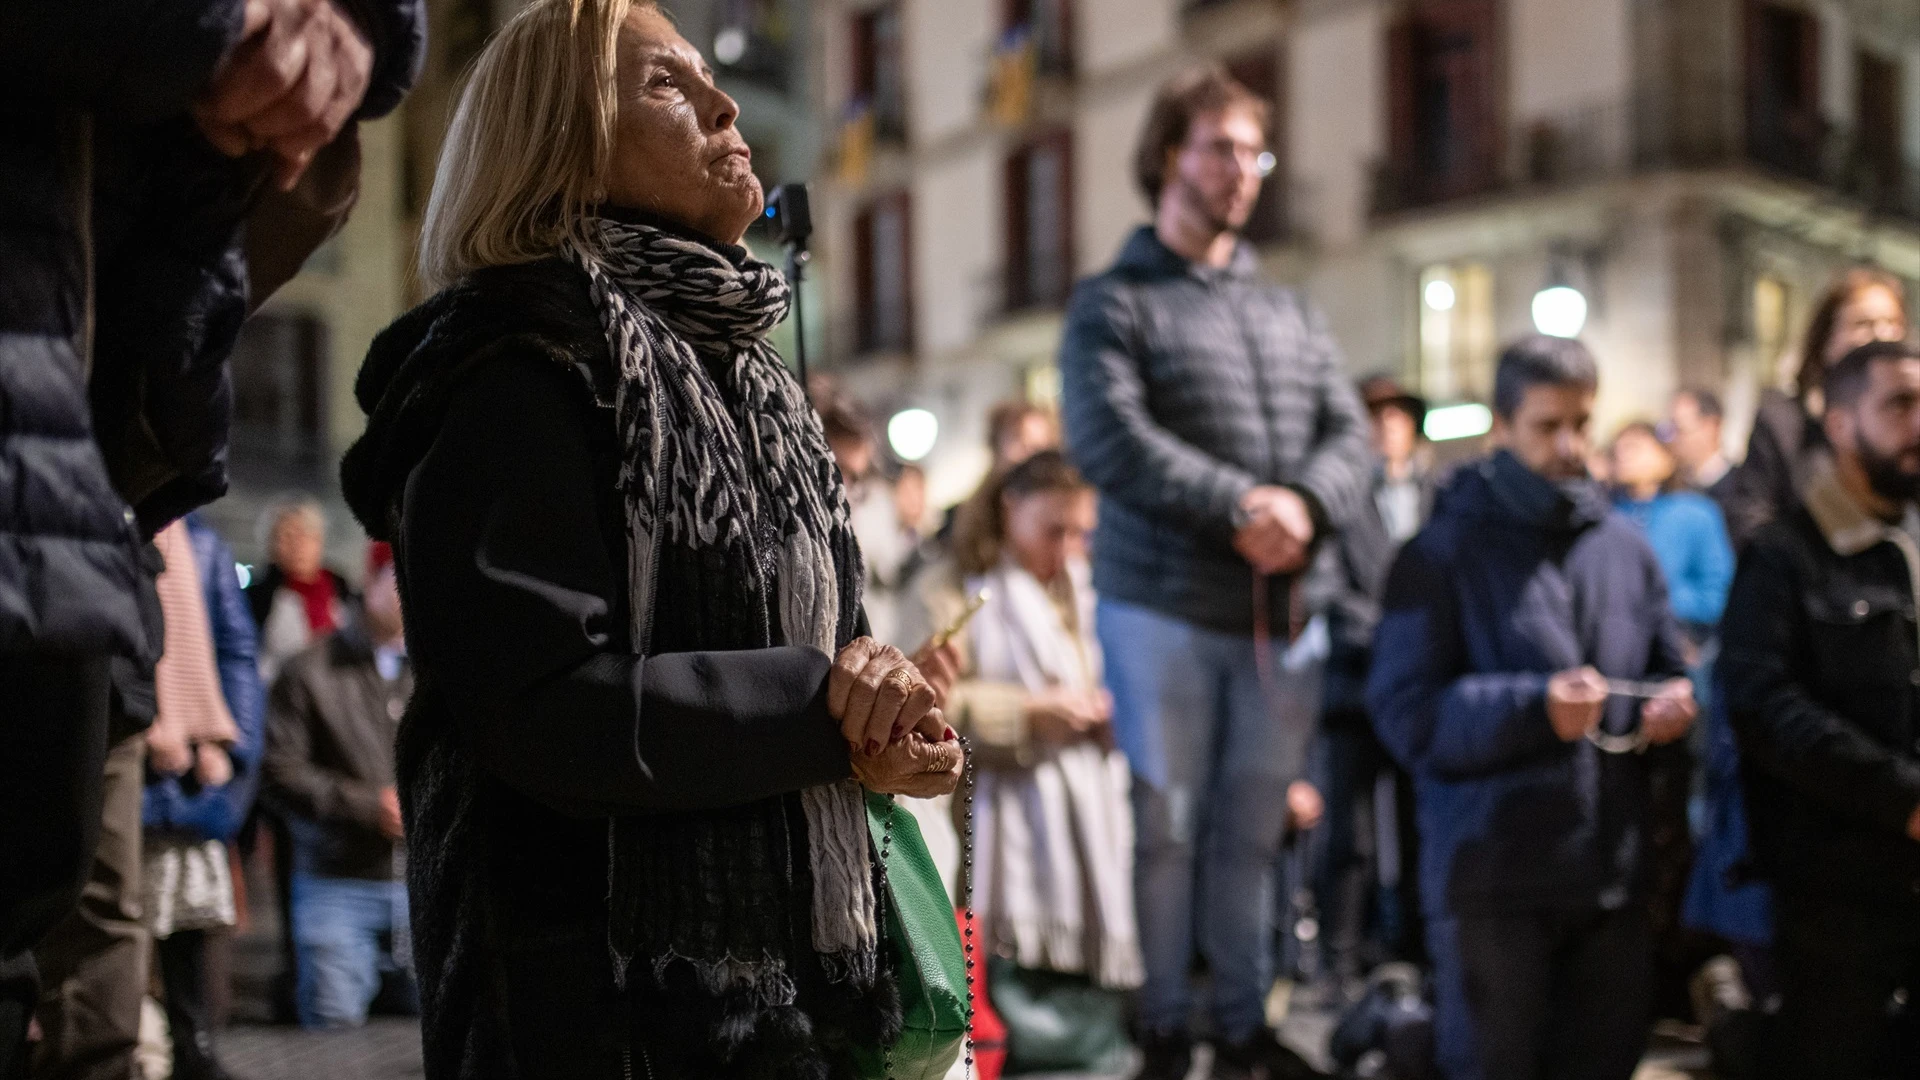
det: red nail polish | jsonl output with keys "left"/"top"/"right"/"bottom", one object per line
{"left": 867, "top": 739, "right": 881, "bottom": 756}
{"left": 892, "top": 723, "right": 905, "bottom": 741}
{"left": 943, "top": 726, "right": 957, "bottom": 742}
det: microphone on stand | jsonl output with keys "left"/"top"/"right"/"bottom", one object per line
{"left": 766, "top": 183, "right": 813, "bottom": 389}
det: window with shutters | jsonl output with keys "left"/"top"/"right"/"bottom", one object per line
{"left": 855, "top": 192, "right": 914, "bottom": 354}
{"left": 1382, "top": 0, "right": 1501, "bottom": 211}
{"left": 1003, "top": 0, "right": 1073, "bottom": 77}
{"left": 1855, "top": 48, "right": 1903, "bottom": 204}
{"left": 1743, "top": 1, "right": 1821, "bottom": 176}
{"left": 851, "top": 4, "right": 907, "bottom": 142}
{"left": 1005, "top": 131, "right": 1074, "bottom": 312}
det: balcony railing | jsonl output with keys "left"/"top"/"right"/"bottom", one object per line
{"left": 1371, "top": 77, "right": 1920, "bottom": 225}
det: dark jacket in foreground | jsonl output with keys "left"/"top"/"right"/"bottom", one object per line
{"left": 1720, "top": 389, "right": 1822, "bottom": 550}
{"left": 143, "top": 514, "right": 264, "bottom": 843}
{"left": 1367, "top": 453, "right": 1688, "bottom": 917}
{"left": 339, "top": 259, "right": 863, "bottom": 1080}
{"left": 0, "top": 0, "right": 422, "bottom": 656}
{"left": 263, "top": 622, "right": 411, "bottom": 881}
{"left": 1322, "top": 466, "right": 1438, "bottom": 724}
{"left": 1059, "top": 226, "right": 1373, "bottom": 635}
{"left": 1721, "top": 470, "right": 1920, "bottom": 911}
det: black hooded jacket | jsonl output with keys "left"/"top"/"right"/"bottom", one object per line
{"left": 341, "top": 258, "right": 868, "bottom": 1079}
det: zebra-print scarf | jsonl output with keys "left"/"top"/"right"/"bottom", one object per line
{"left": 569, "top": 216, "right": 877, "bottom": 998}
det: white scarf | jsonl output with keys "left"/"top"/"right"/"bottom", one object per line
{"left": 967, "top": 557, "right": 1143, "bottom": 989}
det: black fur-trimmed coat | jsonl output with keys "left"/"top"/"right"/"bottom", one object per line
{"left": 342, "top": 259, "right": 887, "bottom": 1079}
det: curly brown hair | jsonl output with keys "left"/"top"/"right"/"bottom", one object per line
{"left": 1132, "top": 65, "right": 1270, "bottom": 206}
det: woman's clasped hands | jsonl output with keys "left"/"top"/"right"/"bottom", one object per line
{"left": 828, "top": 638, "right": 964, "bottom": 799}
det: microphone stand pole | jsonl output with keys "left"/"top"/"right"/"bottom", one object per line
{"left": 785, "top": 243, "right": 811, "bottom": 390}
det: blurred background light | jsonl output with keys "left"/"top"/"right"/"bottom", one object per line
{"left": 1422, "top": 278, "right": 1456, "bottom": 311}
{"left": 1424, "top": 402, "right": 1493, "bottom": 442}
{"left": 887, "top": 408, "right": 939, "bottom": 461}
{"left": 713, "top": 26, "right": 747, "bottom": 65}
{"left": 1531, "top": 285, "right": 1588, "bottom": 338}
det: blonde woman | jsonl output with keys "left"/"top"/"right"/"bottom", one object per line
{"left": 901, "top": 451, "right": 1143, "bottom": 1070}
{"left": 336, "top": 2, "right": 962, "bottom": 1076}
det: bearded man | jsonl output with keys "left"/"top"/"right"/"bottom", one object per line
{"left": 1057, "top": 65, "right": 1371, "bottom": 1080}
{"left": 1722, "top": 338, "right": 1920, "bottom": 1079}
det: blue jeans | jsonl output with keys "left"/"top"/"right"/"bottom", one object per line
{"left": 290, "top": 873, "right": 411, "bottom": 1029}
{"left": 1098, "top": 598, "right": 1324, "bottom": 1042}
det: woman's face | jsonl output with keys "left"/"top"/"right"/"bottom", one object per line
{"left": 271, "top": 515, "right": 323, "bottom": 581}
{"left": 1002, "top": 488, "right": 1095, "bottom": 584}
{"left": 1825, "top": 284, "right": 1908, "bottom": 366}
{"left": 1610, "top": 428, "right": 1673, "bottom": 492}
{"left": 1371, "top": 405, "right": 1418, "bottom": 468}
{"left": 604, "top": 9, "right": 763, "bottom": 244}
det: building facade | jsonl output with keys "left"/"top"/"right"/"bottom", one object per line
{"left": 1291, "top": 0, "right": 1920, "bottom": 449}
{"left": 214, "top": 0, "right": 1920, "bottom": 564}
{"left": 808, "top": 0, "right": 1920, "bottom": 499}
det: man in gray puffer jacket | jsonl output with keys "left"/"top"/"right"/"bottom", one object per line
{"left": 1059, "top": 65, "right": 1371, "bottom": 1080}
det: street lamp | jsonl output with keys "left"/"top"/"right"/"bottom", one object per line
{"left": 887, "top": 408, "right": 939, "bottom": 462}
{"left": 1531, "top": 284, "right": 1588, "bottom": 338}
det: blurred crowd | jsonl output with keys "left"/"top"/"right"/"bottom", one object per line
{"left": 797, "top": 259, "right": 1919, "bottom": 1080}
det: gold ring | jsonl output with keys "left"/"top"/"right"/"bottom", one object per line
{"left": 887, "top": 668, "right": 919, "bottom": 694}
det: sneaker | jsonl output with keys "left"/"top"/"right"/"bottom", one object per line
{"left": 1138, "top": 1029, "right": 1195, "bottom": 1080}
{"left": 1212, "top": 1027, "right": 1328, "bottom": 1080}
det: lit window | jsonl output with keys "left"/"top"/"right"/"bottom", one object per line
{"left": 1753, "top": 274, "right": 1789, "bottom": 382}
{"left": 1418, "top": 263, "right": 1495, "bottom": 402}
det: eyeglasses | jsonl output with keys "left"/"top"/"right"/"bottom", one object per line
{"left": 1192, "top": 138, "right": 1276, "bottom": 178}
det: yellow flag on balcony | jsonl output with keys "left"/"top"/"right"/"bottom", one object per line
{"left": 987, "top": 31, "right": 1035, "bottom": 127}
{"left": 837, "top": 105, "right": 874, "bottom": 186}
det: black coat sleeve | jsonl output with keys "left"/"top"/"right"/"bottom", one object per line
{"left": 0, "top": 0, "right": 420, "bottom": 124}
{"left": 1721, "top": 397, "right": 1800, "bottom": 551}
{"left": 0, "top": 0, "right": 245, "bottom": 120}
{"left": 332, "top": 0, "right": 426, "bottom": 119}
{"left": 399, "top": 351, "right": 854, "bottom": 818}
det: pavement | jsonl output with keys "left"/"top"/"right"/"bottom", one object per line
{"left": 203, "top": 845, "right": 1711, "bottom": 1080}
{"left": 220, "top": 1018, "right": 425, "bottom": 1080}
{"left": 203, "top": 996, "right": 1712, "bottom": 1080}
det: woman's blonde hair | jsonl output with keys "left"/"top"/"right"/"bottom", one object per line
{"left": 417, "top": 0, "right": 651, "bottom": 290}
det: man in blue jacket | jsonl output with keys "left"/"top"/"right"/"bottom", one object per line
{"left": 1367, "top": 336, "right": 1697, "bottom": 1080}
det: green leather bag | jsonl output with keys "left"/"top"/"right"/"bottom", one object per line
{"left": 854, "top": 793, "right": 968, "bottom": 1080}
